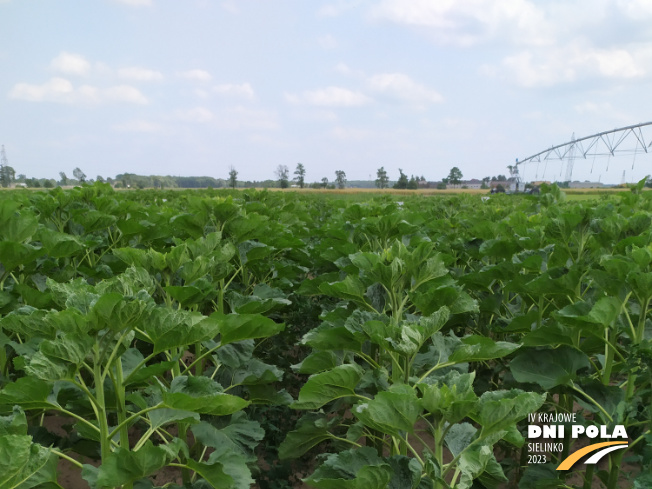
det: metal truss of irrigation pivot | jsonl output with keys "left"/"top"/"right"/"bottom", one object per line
{"left": 516, "top": 121, "right": 652, "bottom": 166}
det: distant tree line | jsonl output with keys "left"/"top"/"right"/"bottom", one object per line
{"left": 1, "top": 156, "right": 521, "bottom": 192}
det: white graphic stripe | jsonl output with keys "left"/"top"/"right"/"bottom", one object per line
{"left": 584, "top": 445, "right": 628, "bottom": 465}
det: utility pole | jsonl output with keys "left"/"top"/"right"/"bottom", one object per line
{"left": 0, "top": 145, "right": 7, "bottom": 168}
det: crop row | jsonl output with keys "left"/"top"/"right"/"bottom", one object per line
{"left": 0, "top": 183, "right": 649, "bottom": 489}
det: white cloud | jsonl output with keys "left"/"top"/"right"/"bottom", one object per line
{"left": 574, "top": 102, "right": 613, "bottom": 114}
{"left": 175, "top": 107, "right": 214, "bottom": 123}
{"left": 178, "top": 69, "right": 212, "bottom": 82}
{"left": 9, "top": 78, "right": 147, "bottom": 105}
{"left": 213, "top": 83, "right": 255, "bottom": 100}
{"left": 372, "top": 0, "right": 551, "bottom": 46}
{"left": 501, "top": 43, "right": 647, "bottom": 87}
{"left": 367, "top": 73, "right": 443, "bottom": 106}
{"left": 51, "top": 52, "right": 91, "bottom": 76}
{"left": 215, "top": 107, "right": 279, "bottom": 130}
{"left": 617, "top": 0, "right": 652, "bottom": 19}
{"left": 113, "top": 0, "right": 152, "bottom": 6}
{"left": 9, "top": 78, "right": 74, "bottom": 102}
{"left": 286, "top": 86, "right": 371, "bottom": 107}
{"left": 318, "top": 35, "right": 338, "bottom": 50}
{"left": 118, "top": 67, "right": 164, "bottom": 82}
{"left": 221, "top": 1, "right": 239, "bottom": 13}
{"left": 113, "top": 120, "right": 162, "bottom": 132}
{"left": 318, "top": 0, "right": 367, "bottom": 17}
{"left": 104, "top": 85, "right": 148, "bottom": 104}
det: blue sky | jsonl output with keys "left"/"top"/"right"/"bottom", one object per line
{"left": 2, "top": 0, "right": 652, "bottom": 184}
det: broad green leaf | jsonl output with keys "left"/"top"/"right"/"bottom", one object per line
{"left": 386, "top": 455, "right": 422, "bottom": 489}
{"left": 304, "top": 447, "right": 392, "bottom": 489}
{"left": 204, "top": 450, "right": 254, "bottom": 489}
{"left": 522, "top": 322, "right": 575, "bottom": 347}
{"left": 353, "top": 384, "right": 421, "bottom": 436}
{"left": 518, "top": 465, "right": 564, "bottom": 488}
{"left": 448, "top": 335, "right": 520, "bottom": 364}
{"left": 0, "top": 204, "right": 38, "bottom": 242}
{"left": 231, "top": 359, "right": 283, "bottom": 385}
{"left": 292, "top": 351, "right": 339, "bottom": 374}
{"left": 142, "top": 307, "right": 211, "bottom": 354}
{"left": 474, "top": 390, "right": 546, "bottom": 439}
{"left": 510, "top": 346, "right": 590, "bottom": 389}
{"left": 191, "top": 412, "right": 263, "bottom": 461}
{"left": 0, "top": 308, "right": 53, "bottom": 340}
{"left": 245, "top": 385, "right": 293, "bottom": 405}
{"left": 46, "top": 278, "right": 98, "bottom": 314}
{"left": 95, "top": 441, "right": 184, "bottom": 488}
{"left": 628, "top": 270, "right": 652, "bottom": 301}
{"left": 445, "top": 423, "right": 477, "bottom": 457}
{"left": 319, "top": 276, "right": 374, "bottom": 309}
{"left": 227, "top": 284, "right": 291, "bottom": 314}
{"left": 40, "top": 331, "right": 93, "bottom": 366}
{"left": 302, "top": 323, "right": 364, "bottom": 352}
{"left": 121, "top": 348, "right": 177, "bottom": 386}
{"left": 555, "top": 297, "right": 622, "bottom": 328}
{"left": 215, "top": 340, "right": 254, "bottom": 369}
{"left": 0, "top": 377, "right": 55, "bottom": 411}
{"left": 420, "top": 371, "right": 477, "bottom": 424}
{"left": 39, "top": 229, "right": 84, "bottom": 258}
{"left": 458, "top": 444, "right": 507, "bottom": 489}
{"left": 148, "top": 408, "right": 199, "bottom": 431}
{"left": 0, "top": 242, "right": 43, "bottom": 272}
{"left": 163, "top": 285, "right": 208, "bottom": 307}
{"left": 25, "top": 352, "right": 77, "bottom": 381}
{"left": 185, "top": 459, "right": 233, "bottom": 488}
{"left": 576, "top": 380, "right": 625, "bottom": 420}
{"left": 292, "top": 364, "right": 364, "bottom": 410}
{"left": 0, "top": 407, "right": 28, "bottom": 436}
{"left": 0, "top": 434, "right": 57, "bottom": 489}
{"left": 214, "top": 312, "right": 285, "bottom": 346}
{"left": 279, "top": 413, "right": 334, "bottom": 459}
{"left": 163, "top": 376, "right": 249, "bottom": 415}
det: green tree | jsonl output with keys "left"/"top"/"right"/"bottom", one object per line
{"left": 294, "top": 163, "right": 306, "bottom": 188}
{"left": 393, "top": 169, "right": 408, "bottom": 189}
{"left": 407, "top": 175, "right": 418, "bottom": 189}
{"left": 0, "top": 165, "right": 15, "bottom": 188}
{"left": 375, "top": 166, "right": 389, "bottom": 188}
{"left": 321, "top": 177, "right": 329, "bottom": 188}
{"left": 228, "top": 166, "right": 238, "bottom": 189}
{"left": 59, "top": 172, "right": 68, "bottom": 186}
{"left": 276, "top": 165, "right": 289, "bottom": 188}
{"left": 73, "top": 167, "right": 86, "bottom": 184}
{"left": 334, "top": 170, "right": 346, "bottom": 189}
{"left": 447, "top": 166, "right": 463, "bottom": 187}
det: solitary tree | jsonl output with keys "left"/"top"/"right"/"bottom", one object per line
{"left": 73, "top": 167, "right": 86, "bottom": 184}
{"left": 228, "top": 166, "right": 238, "bottom": 189}
{"left": 321, "top": 177, "right": 329, "bottom": 188}
{"left": 407, "top": 175, "right": 418, "bottom": 189}
{"left": 0, "top": 145, "right": 14, "bottom": 188}
{"left": 294, "top": 163, "right": 306, "bottom": 188}
{"left": 0, "top": 164, "right": 15, "bottom": 188}
{"left": 375, "top": 167, "right": 389, "bottom": 189}
{"left": 394, "top": 169, "right": 408, "bottom": 189}
{"left": 335, "top": 170, "right": 346, "bottom": 189}
{"left": 59, "top": 172, "right": 68, "bottom": 186}
{"left": 275, "top": 165, "right": 289, "bottom": 188}
{"left": 447, "top": 167, "right": 463, "bottom": 187}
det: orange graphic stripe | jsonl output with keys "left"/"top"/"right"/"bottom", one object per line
{"left": 557, "top": 441, "right": 628, "bottom": 471}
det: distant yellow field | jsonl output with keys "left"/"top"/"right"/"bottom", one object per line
{"left": 261, "top": 186, "right": 635, "bottom": 196}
